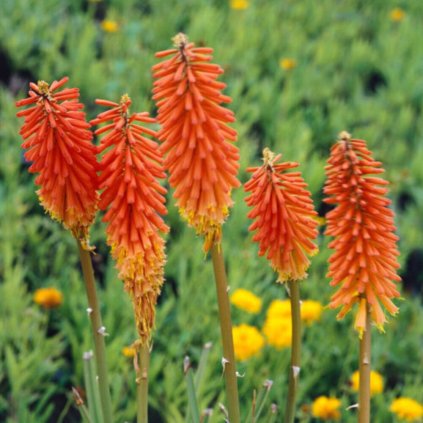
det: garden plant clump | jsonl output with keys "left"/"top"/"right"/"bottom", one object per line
{"left": 1, "top": 1, "right": 423, "bottom": 422}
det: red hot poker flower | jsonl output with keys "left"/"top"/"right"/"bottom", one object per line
{"left": 245, "top": 148, "right": 319, "bottom": 282}
{"left": 324, "top": 132, "right": 401, "bottom": 335}
{"left": 16, "top": 77, "right": 98, "bottom": 248}
{"left": 91, "top": 95, "right": 168, "bottom": 343}
{"left": 152, "top": 33, "right": 240, "bottom": 251}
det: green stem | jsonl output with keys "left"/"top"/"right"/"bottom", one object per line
{"left": 210, "top": 243, "right": 241, "bottom": 423}
{"left": 358, "top": 303, "right": 371, "bottom": 423}
{"left": 83, "top": 351, "right": 103, "bottom": 423}
{"left": 137, "top": 344, "right": 150, "bottom": 423}
{"left": 77, "top": 241, "right": 113, "bottom": 423}
{"left": 284, "top": 281, "right": 301, "bottom": 423}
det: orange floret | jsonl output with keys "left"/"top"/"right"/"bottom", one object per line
{"left": 324, "top": 132, "right": 401, "bottom": 335}
{"left": 92, "top": 95, "right": 168, "bottom": 344}
{"left": 152, "top": 33, "right": 240, "bottom": 251}
{"left": 245, "top": 148, "right": 318, "bottom": 282}
{"left": 16, "top": 77, "right": 98, "bottom": 248}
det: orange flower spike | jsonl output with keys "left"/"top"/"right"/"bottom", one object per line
{"left": 324, "top": 131, "right": 401, "bottom": 335}
{"left": 245, "top": 148, "right": 319, "bottom": 282}
{"left": 92, "top": 95, "right": 169, "bottom": 344}
{"left": 16, "top": 77, "right": 98, "bottom": 248}
{"left": 152, "top": 33, "right": 240, "bottom": 251}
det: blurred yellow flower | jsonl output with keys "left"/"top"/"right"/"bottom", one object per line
{"left": 267, "top": 299, "right": 322, "bottom": 324}
{"left": 279, "top": 58, "right": 297, "bottom": 71}
{"left": 390, "top": 8, "right": 405, "bottom": 22}
{"left": 33, "top": 287, "right": 63, "bottom": 309}
{"left": 301, "top": 300, "right": 323, "bottom": 324}
{"left": 263, "top": 316, "right": 291, "bottom": 349}
{"left": 350, "top": 370, "right": 384, "bottom": 396}
{"left": 101, "top": 20, "right": 119, "bottom": 33}
{"left": 312, "top": 215, "right": 326, "bottom": 226}
{"left": 122, "top": 346, "right": 136, "bottom": 358}
{"left": 390, "top": 398, "right": 423, "bottom": 422}
{"left": 311, "top": 396, "right": 341, "bottom": 420}
{"left": 267, "top": 299, "right": 291, "bottom": 319}
{"left": 230, "top": 0, "right": 249, "bottom": 10}
{"left": 230, "top": 288, "right": 262, "bottom": 314}
{"left": 232, "top": 324, "right": 264, "bottom": 361}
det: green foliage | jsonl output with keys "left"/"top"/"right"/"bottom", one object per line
{"left": 0, "top": 0, "right": 422, "bottom": 422}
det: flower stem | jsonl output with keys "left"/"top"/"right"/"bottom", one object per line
{"left": 358, "top": 303, "right": 371, "bottom": 423}
{"left": 211, "top": 243, "right": 241, "bottom": 423}
{"left": 77, "top": 241, "right": 113, "bottom": 423}
{"left": 137, "top": 344, "right": 150, "bottom": 423}
{"left": 284, "top": 280, "right": 301, "bottom": 423}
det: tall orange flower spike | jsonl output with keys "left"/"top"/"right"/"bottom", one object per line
{"left": 324, "top": 131, "right": 401, "bottom": 336}
{"left": 91, "top": 95, "right": 169, "bottom": 344}
{"left": 152, "top": 33, "right": 240, "bottom": 251}
{"left": 16, "top": 77, "right": 98, "bottom": 248}
{"left": 245, "top": 148, "right": 319, "bottom": 282}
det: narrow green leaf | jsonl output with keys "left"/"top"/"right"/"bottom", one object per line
{"left": 184, "top": 356, "right": 200, "bottom": 423}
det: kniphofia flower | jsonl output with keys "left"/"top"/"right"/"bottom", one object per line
{"left": 324, "top": 132, "right": 401, "bottom": 335}
{"left": 152, "top": 33, "right": 240, "bottom": 251}
{"left": 16, "top": 77, "right": 98, "bottom": 248}
{"left": 244, "top": 148, "right": 318, "bottom": 282}
{"left": 91, "top": 95, "right": 168, "bottom": 343}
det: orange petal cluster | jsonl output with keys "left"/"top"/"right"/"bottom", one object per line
{"left": 152, "top": 33, "right": 240, "bottom": 251}
{"left": 245, "top": 148, "right": 318, "bottom": 282}
{"left": 91, "top": 95, "right": 168, "bottom": 343}
{"left": 324, "top": 132, "right": 401, "bottom": 335}
{"left": 16, "top": 77, "right": 98, "bottom": 248}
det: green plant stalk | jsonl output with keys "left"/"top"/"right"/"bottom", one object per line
{"left": 83, "top": 351, "right": 103, "bottom": 423}
{"left": 77, "top": 241, "right": 113, "bottom": 423}
{"left": 211, "top": 243, "right": 241, "bottom": 423}
{"left": 284, "top": 280, "right": 301, "bottom": 423}
{"left": 358, "top": 303, "right": 371, "bottom": 423}
{"left": 137, "top": 344, "right": 150, "bottom": 423}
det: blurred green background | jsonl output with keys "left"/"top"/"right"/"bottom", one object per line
{"left": 0, "top": 0, "right": 422, "bottom": 421}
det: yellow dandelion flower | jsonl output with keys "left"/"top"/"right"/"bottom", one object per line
{"left": 33, "top": 287, "right": 63, "bottom": 309}
{"left": 301, "top": 300, "right": 323, "bottom": 324}
{"left": 230, "top": 0, "right": 249, "bottom": 10}
{"left": 350, "top": 370, "right": 384, "bottom": 396}
{"left": 279, "top": 58, "right": 297, "bottom": 71}
{"left": 232, "top": 324, "right": 264, "bottom": 361}
{"left": 311, "top": 396, "right": 341, "bottom": 420}
{"left": 390, "top": 8, "right": 405, "bottom": 22}
{"left": 390, "top": 398, "right": 423, "bottom": 422}
{"left": 263, "top": 316, "right": 292, "bottom": 349}
{"left": 267, "top": 299, "right": 291, "bottom": 319}
{"left": 122, "top": 346, "right": 137, "bottom": 358}
{"left": 101, "top": 20, "right": 119, "bottom": 33}
{"left": 230, "top": 289, "right": 262, "bottom": 314}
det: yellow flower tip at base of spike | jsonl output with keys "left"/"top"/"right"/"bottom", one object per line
{"left": 181, "top": 208, "right": 226, "bottom": 253}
